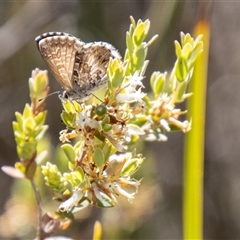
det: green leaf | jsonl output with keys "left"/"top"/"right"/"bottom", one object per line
{"left": 112, "top": 67, "right": 124, "bottom": 88}
{"left": 15, "top": 112, "right": 23, "bottom": 125}
{"left": 140, "top": 60, "right": 149, "bottom": 76}
{"left": 181, "top": 32, "right": 193, "bottom": 46}
{"left": 23, "top": 117, "right": 36, "bottom": 133}
{"left": 176, "top": 79, "right": 188, "bottom": 102}
{"left": 108, "top": 58, "right": 119, "bottom": 76}
{"left": 133, "top": 22, "right": 145, "bottom": 45}
{"left": 134, "top": 45, "right": 146, "bottom": 71}
{"left": 35, "top": 71, "right": 48, "bottom": 94}
{"left": 12, "top": 120, "right": 22, "bottom": 134}
{"left": 133, "top": 20, "right": 150, "bottom": 46}
{"left": 95, "top": 131, "right": 105, "bottom": 142}
{"left": 23, "top": 104, "right": 32, "bottom": 118}
{"left": 189, "top": 41, "right": 203, "bottom": 65}
{"left": 107, "top": 68, "right": 112, "bottom": 89}
{"left": 130, "top": 16, "right": 136, "bottom": 30}
{"left": 185, "top": 33, "right": 194, "bottom": 45}
{"left": 34, "top": 111, "right": 46, "bottom": 126}
{"left": 174, "top": 40, "right": 182, "bottom": 58}
{"left": 126, "top": 32, "right": 134, "bottom": 53}
{"left": 121, "top": 157, "right": 143, "bottom": 176}
{"left": 155, "top": 76, "right": 165, "bottom": 95}
{"left": 123, "top": 56, "right": 131, "bottom": 75}
{"left": 124, "top": 49, "right": 130, "bottom": 62}
{"left": 150, "top": 71, "right": 167, "bottom": 95}
{"left": 130, "top": 115, "right": 148, "bottom": 127}
{"left": 61, "top": 112, "right": 76, "bottom": 128}
{"left": 62, "top": 101, "right": 80, "bottom": 113}
{"left": 68, "top": 171, "right": 82, "bottom": 186}
{"left": 75, "top": 167, "right": 85, "bottom": 183}
{"left": 182, "top": 43, "right": 192, "bottom": 60}
{"left": 102, "top": 124, "right": 112, "bottom": 132}
{"left": 35, "top": 125, "right": 48, "bottom": 140}
{"left": 102, "top": 143, "right": 112, "bottom": 163}
{"left": 180, "top": 32, "right": 186, "bottom": 45}
{"left": 150, "top": 71, "right": 157, "bottom": 90}
{"left": 61, "top": 144, "right": 76, "bottom": 164}
{"left": 17, "top": 142, "right": 37, "bottom": 160}
{"left": 102, "top": 115, "right": 110, "bottom": 125}
{"left": 175, "top": 57, "right": 188, "bottom": 82}
{"left": 93, "top": 148, "right": 105, "bottom": 168}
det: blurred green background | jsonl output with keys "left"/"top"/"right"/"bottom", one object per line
{"left": 0, "top": 1, "right": 239, "bottom": 239}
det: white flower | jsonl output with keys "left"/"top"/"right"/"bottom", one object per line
{"left": 59, "top": 189, "right": 83, "bottom": 212}
{"left": 127, "top": 72, "right": 144, "bottom": 92}
{"left": 59, "top": 129, "right": 71, "bottom": 143}
{"left": 116, "top": 89, "right": 146, "bottom": 103}
{"left": 92, "top": 182, "right": 102, "bottom": 200}
{"left": 92, "top": 182, "right": 115, "bottom": 207}
{"left": 112, "top": 124, "right": 131, "bottom": 142}
{"left": 76, "top": 111, "right": 98, "bottom": 129}
{"left": 59, "top": 129, "right": 78, "bottom": 143}
{"left": 109, "top": 152, "right": 131, "bottom": 162}
{"left": 127, "top": 124, "right": 145, "bottom": 136}
{"left": 116, "top": 72, "right": 146, "bottom": 103}
{"left": 168, "top": 117, "right": 191, "bottom": 132}
{"left": 145, "top": 130, "right": 168, "bottom": 141}
{"left": 160, "top": 119, "right": 171, "bottom": 131}
{"left": 119, "top": 177, "right": 141, "bottom": 188}
{"left": 111, "top": 182, "right": 135, "bottom": 203}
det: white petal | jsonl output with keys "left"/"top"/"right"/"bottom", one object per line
{"left": 59, "top": 189, "right": 83, "bottom": 212}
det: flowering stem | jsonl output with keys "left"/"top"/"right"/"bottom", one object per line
{"left": 30, "top": 179, "right": 44, "bottom": 240}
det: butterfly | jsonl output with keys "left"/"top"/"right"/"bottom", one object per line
{"left": 35, "top": 32, "right": 121, "bottom": 101}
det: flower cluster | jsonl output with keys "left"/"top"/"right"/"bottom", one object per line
{"left": 41, "top": 17, "right": 203, "bottom": 214}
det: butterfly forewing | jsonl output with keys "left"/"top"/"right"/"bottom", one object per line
{"left": 36, "top": 32, "right": 83, "bottom": 92}
{"left": 35, "top": 32, "right": 121, "bottom": 101}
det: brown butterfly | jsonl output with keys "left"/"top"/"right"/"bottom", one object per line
{"left": 35, "top": 32, "right": 120, "bottom": 101}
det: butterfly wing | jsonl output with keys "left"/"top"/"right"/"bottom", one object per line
{"left": 35, "top": 32, "right": 84, "bottom": 92}
{"left": 71, "top": 42, "right": 121, "bottom": 94}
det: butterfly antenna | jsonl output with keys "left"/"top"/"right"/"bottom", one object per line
{"left": 38, "top": 91, "right": 61, "bottom": 102}
{"left": 91, "top": 93, "right": 104, "bottom": 103}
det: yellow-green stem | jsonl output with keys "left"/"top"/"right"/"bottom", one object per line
{"left": 183, "top": 20, "right": 210, "bottom": 239}
{"left": 93, "top": 221, "right": 102, "bottom": 240}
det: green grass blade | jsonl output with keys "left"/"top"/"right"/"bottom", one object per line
{"left": 183, "top": 19, "right": 210, "bottom": 239}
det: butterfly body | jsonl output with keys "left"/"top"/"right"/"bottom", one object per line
{"left": 35, "top": 32, "right": 121, "bottom": 101}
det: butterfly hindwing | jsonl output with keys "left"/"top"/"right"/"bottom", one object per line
{"left": 72, "top": 42, "right": 115, "bottom": 93}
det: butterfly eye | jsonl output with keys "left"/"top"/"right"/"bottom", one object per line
{"left": 59, "top": 91, "right": 69, "bottom": 100}
{"left": 64, "top": 92, "right": 69, "bottom": 99}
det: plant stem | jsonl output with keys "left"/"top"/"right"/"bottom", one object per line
{"left": 31, "top": 179, "right": 43, "bottom": 240}
{"left": 183, "top": 11, "right": 211, "bottom": 240}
